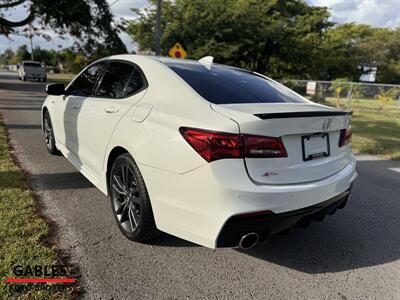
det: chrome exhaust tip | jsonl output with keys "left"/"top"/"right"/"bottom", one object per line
{"left": 238, "top": 232, "right": 259, "bottom": 249}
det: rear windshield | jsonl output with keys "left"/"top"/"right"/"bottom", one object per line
{"left": 23, "top": 62, "right": 42, "bottom": 67}
{"left": 166, "top": 62, "right": 307, "bottom": 104}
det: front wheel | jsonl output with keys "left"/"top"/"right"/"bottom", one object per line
{"left": 43, "top": 111, "right": 61, "bottom": 155}
{"left": 109, "top": 153, "right": 158, "bottom": 242}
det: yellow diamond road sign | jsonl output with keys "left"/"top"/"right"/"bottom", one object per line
{"left": 168, "top": 43, "right": 187, "bottom": 59}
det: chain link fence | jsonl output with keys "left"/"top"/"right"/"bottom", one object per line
{"left": 282, "top": 79, "right": 400, "bottom": 114}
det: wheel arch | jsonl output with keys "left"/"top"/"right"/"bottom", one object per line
{"left": 41, "top": 106, "right": 48, "bottom": 132}
{"left": 106, "top": 146, "right": 130, "bottom": 195}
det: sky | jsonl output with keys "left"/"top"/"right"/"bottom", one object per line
{"left": 0, "top": 0, "right": 399, "bottom": 54}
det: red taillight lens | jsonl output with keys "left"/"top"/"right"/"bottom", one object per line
{"left": 242, "top": 134, "right": 288, "bottom": 158}
{"left": 179, "top": 127, "right": 244, "bottom": 162}
{"left": 179, "top": 127, "right": 288, "bottom": 162}
{"left": 339, "top": 127, "right": 352, "bottom": 147}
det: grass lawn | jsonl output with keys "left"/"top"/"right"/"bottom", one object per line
{"left": 47, "top": 73, "right": 75, "bottom": 85}
{"left": 0, "top": 118, "right": 76, "bottom": 299}
{"left": 324, "top": 97, "right": 400, "bottom": 160}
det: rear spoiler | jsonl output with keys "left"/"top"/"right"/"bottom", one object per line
{"left": 254, "top": 111, "right": 353, "bottom": 120}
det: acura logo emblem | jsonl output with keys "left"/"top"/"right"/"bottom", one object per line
{"left": 322, "top": 119, "right": 332, "bottom": 131}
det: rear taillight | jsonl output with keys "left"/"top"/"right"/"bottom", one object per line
{"left": 179, "top": 127, "right": 287, "bottom": 162}
{"left": 339, "top": 127, "right": 352, "bottom": 147}
{"left": 179, "top": 127, "right": 243, "bottom": 162}
{"left": 242, "top": 134, "right": 288, "bottom": 158}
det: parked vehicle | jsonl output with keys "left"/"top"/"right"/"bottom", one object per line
{"left": 18, "top": 61, "right": 47, "bottom": 82}
{"left": 42, "top": 55, "right": 356, "bottom": 249}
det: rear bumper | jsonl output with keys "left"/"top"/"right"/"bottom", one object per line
{"left": 217, "top": 187, "right": 351, "bottom": 247}
{"left": 140, "top": 155, "right": 357, "bottom": 248}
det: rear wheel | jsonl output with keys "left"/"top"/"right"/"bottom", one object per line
{"left": 22, "top": 76, "right": 26, "bottom": 81}
{"left": 43, "top": 111, "right": 61, "bottom": 155}
{"left": 109, "top": 154, "right": 157, "bottom": 242}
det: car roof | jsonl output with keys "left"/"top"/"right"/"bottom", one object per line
{"left": 152, "top": 56, "right": 201, "bottom": 65}
{"left": 105, "top": 54, "right": 251, "bottom": 75}
{"left": 107, "top": 54, "right": 207, "bottom": 67}
{"left": 22, "top": 61, "right": 42, "bottom": 64}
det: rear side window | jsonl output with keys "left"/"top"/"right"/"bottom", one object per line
{"left": 95, "top": 62, "right": 144, "bottom": 98}
{"left": 123, "top": 68, "right": 145, "bottom": 97}
{"left": 166, "top": 63, "right": 307, "bottom": 104}
{"left": 67, "top": 62, "right": 106, "bottom": 97}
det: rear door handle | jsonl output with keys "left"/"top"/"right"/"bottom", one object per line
{"left": 104, "top": 107, "right": 119, "bottom": 114}
{"left": 73, "top": 106, "right": 81, "bottom": 110}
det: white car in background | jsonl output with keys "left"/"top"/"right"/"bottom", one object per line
{"left": 18, "top": 61, "right": 47, "bottom": 82}
{"left": 42, "top": 55, "right": 356, "bottom": 249}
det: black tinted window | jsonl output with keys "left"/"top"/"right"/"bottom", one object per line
{"left": 123, "top": 68, "right": 145, "bottom": 97}
{"left": 23, "top": 62, "right": 41, "bottom": 67}
{"left": 67, "top": 62, "right": 105, "bottom": 96}
{"left": 96, "top": 62, "right": 143, "bottom": 98}
{"left": 167, "top": 63, "right": 307, "bottom": 104}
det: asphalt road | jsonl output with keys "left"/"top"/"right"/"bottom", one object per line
{"left": 1, "top": 71, "right": 400, "bottom": 299}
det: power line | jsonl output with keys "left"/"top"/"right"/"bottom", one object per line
{"left": 109, "top": 0, "right": 121, "bottom": 7}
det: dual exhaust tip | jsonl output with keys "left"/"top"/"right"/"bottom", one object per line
{"left": 238, "top": 232, "right": 259, "bottom": 249}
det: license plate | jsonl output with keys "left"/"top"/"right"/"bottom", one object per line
{"left": 301, "top": 133, "right": 330, "bottom": 161}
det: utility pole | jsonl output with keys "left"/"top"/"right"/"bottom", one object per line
{"left": 155, "top": 0, "right": 161, "bottom": 56}
{"left": 28, "top": 23, "right": 34, "bottom": 61}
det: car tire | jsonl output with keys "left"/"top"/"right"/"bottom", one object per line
{"left": 43, "top": 111, "right": 61, "bottom": 155}
{"left": 22, "top": 76, "right": 26, "bottom": 81}
{"left": 109, "top": 153, "right": 158, "bottom": 242}
{"left": 43, "top": 77, "right": 47, "bottom": 82}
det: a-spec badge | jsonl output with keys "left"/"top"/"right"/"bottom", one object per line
{"left": 263, "top": 172, "right": 279, "bottom": 177}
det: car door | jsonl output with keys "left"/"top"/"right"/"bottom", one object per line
{"left": 74, "top": 60, "right": 148, "bottom": 177}
{"left": 55, "top": 61, "right": 106, "bottom": 162}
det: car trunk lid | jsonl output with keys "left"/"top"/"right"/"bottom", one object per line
{"left": 211, "top": 103, "right": 353, "bottom": 185}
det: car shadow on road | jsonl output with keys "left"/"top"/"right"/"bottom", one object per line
{"left": 236, "top": 159, "right": 400, "bottom": 274}
{"left": 0, "top": 170, "right": 93, "bottom": 190}
{"left": 0, "top": 76, "right": 47, "bottom": 93}
{"left": 0, "top": 106, "right": 41, "bottom": 111}
{"left": 5, "top": 124, "right": 42, "bottom": 129}
{"left": 149, "top": 233, "right": 199, "bottom": 247}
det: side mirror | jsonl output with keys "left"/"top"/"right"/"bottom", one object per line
{"left": 46, "top": 83, "right": 65, "bottom": 96}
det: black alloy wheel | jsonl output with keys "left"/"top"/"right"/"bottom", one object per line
{"left": 43, "top": 111, "right": 60, "bottom": 155}
{"left": 110, "top": 153, "right": 157, "bottom": 242}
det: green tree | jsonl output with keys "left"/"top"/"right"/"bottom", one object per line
{"left": 317, "top": 24, "right": 400, "bottom": 84}
{"left": 0, "top": 0, "right": 126, "bottom": 55}
{"left": 10, "top": 45, "right": 30, "bottom": 64}
{"left": 127, "top": 0, "right": 332, "bottom": 78}
{"left": 32, "top": 47, "right": 58, "bottom": 66}
{"left": 58, "top": 47, "right": 92, "bottom": 74}
{"left": 318, "top": 23, "right": 374, "bottom": 81}
{"left": 358, "top": 28, "right": 400, "bottom": 84}
{"left": 331, "top": 78, "right": 349, "bottom": 108}
{"left": 0, "top": 48, "right": 14, "bottom": 65}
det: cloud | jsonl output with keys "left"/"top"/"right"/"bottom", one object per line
{"left": 310, "top": 0, "right": 400, "bottom": 28}
{"left": 110, "top": 0, "right": 149, "bottom": 20}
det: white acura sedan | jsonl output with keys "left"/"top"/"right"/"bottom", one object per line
{"left": 42, "top": 55, "right": 356, "bottom": 249}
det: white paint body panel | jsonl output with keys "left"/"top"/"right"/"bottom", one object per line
{"left": 42, "top": 54, "right": 357, "bottom": 248}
